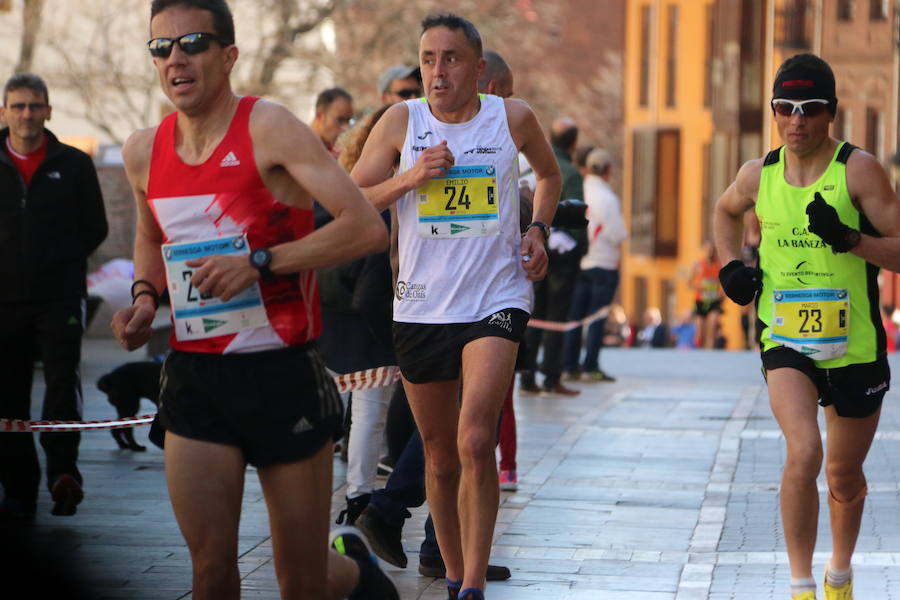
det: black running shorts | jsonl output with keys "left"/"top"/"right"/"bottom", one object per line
{"left": 695, "top": 299, "right": 723, "bottom": 317}
{"left": 393, "top": 308, "right": 530, "bottom": 384}
{"left": 157, "top": 342, "right": 343, "bottom": 467}
{"left": 761, "top": 345, "right": 890, "bottom": 418}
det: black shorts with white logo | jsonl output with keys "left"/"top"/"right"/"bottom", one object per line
{"left": 157, "top": 342, "right": 343, "bottom": 467}
{"left": 393, "top": 308, "right": 530, "bottom": 384}
{"left": 761, "top": 345, "right": 890, "bottom": 418}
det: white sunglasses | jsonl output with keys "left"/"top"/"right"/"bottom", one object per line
{"left": 771, "top": 98, "right": 831, "bottom": 117}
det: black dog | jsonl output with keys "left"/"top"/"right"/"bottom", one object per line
{"left": 96, "top": 361, "right": 162, "bottom": 451}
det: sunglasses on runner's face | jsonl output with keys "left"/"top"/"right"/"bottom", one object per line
{"left": 392, "top": 88, "right": 421, "bottom": 99}
{"left": 771, "top": 98, "right": 831, "bottom": 117}
{"left": 147, "top": 32, "right": 225, "bottom": 58}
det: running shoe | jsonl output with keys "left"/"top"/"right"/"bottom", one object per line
{"left": 791, "top": 592, "right": 817, "bottom": 600}
{"left": 499, "top": 469, "right": 518, "bottom": 491}
{"left": 582, "top": 369, "right": 616, "bottom": 382}
{"left": 823, "top": 567, "right": 853, "bottom": 600}
{"left": 329, "top": 525, "right": 399, "bottom": 600}
{"left": 50, "top": 474, "right": 83, "bottom": 516}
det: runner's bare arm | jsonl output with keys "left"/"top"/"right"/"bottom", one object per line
{"left": 508, "top": 98, "right": 560, "bottom": 281}
{"left": 714, "top": 159, "right": 762, "bottom": 264}
{"left": 845, "top": 151, "right": 900, "bottom": 270}
{"left": 351, "top": 103, "right": 455, "bottom": 211}
{"left": 187, "top": 101, "right": 388, "bottom": 301}
{"left": 111, "top": 128, "right": 164, "bottom": 351}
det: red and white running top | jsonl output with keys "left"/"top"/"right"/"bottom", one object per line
{"left": 146, "top": 96, "right": 320, "bottom": 354}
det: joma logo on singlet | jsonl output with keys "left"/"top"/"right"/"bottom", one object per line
{"left": 220, "top": 151, "right": 241, "bottom": 167}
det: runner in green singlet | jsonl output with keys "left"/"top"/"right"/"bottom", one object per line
{"left": 714, "top": 53, "right": 900, "bottom": 600}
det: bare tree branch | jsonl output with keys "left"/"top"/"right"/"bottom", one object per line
{"left": 14, "top": 0, "right": 45, "bottom": 73}
{"left": 244, "top": 0, "right": 344, "bottom": 96}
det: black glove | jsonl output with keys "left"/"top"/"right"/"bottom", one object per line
{"left": 552, "top": 199, "right": 588, "bottom": 229}
{"left": 718, "top": 260, "right": 761, "bottom": 306}
{"left": 806, "top": 192, "right": 857, "bottom": 253}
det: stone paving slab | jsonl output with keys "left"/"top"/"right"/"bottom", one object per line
{"left": 5, "top": 342, "right": 900, "bottom": 598}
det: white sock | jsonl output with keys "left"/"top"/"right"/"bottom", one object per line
{"left": 790, "top": 577, "right": 816, "bottom": 596}
{"left": 826, "top": 565, "right": 852, "bottom": 587}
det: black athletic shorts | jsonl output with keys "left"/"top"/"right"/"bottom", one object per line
{"left": 156, "top": 342, "right": 344, "bottom": 467}
{"left": 761, "top": 345, "right": 890, "bottom": 418}
{"left": 393, "top": 308, "right": 530, "bottom": 384}
{"left": 695, "top": 299, "right": 723, "bottom": 317}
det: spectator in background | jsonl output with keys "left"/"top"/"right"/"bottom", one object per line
{"left": 563, "top": 148, "right": 626, "bottom": 382}
{"left": 310, "top": 87, "right": 354, "bottom": 158}
{"left": 0, "top": 73, "right": 108, "bottom": 520}
{"left": 574, "top": 145, "right": 594, "bottom": 177}
{"left": 602, "top": 304, "right": 630, "bottom": 348}
{"left": 520, "top": 116, "right": 586, "bottom": 396}
{"left": 316, "top": 105, "right": 396, "bottom": 527}
{"left": 691, "top": 241, "right": 724, "bottom": 349}
{"left": 637, "top": 307, "right": 669, "bottom": 348}
{"left": 671, "top": 308, "right": 698, "bottom": 349}
{"left": 378, "top": 65, "right": 422, "bottom": 105}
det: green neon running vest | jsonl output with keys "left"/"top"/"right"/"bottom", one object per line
{"left": 756, "top": 142, "right": 885, "bottom": 368}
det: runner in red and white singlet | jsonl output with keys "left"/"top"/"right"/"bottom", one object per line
{"left": 110, "top": 2, "right": 394, "bottom": 598}
{"left": 146, "top": 95, "right": 319, "bottom": 354}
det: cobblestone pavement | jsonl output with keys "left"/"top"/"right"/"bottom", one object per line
{"left": 4, "top": 339, "right": 900, "bottom": 599}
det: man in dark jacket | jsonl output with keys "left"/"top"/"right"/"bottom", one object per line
{"left": 0, "top": 73, "right": 107, "bottom": 520}
{"left": 519, "top": 116, "right": 586, "bottom": 395}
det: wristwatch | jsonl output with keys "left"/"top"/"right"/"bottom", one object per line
{"left": 844, "top": 228, "right": 861, "bottom": 251}
{"left": 249, "top": 247, "right": 274, "bottom": 279}
{"left": 526, "top": 221, "right": 551, "bottom": 241}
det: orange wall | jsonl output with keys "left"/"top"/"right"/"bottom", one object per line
{"left": 622, "top": 0, "right": 736, "bottom": 344}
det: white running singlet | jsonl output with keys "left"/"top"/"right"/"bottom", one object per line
{"left": 394, "top": 94, "right": 531, "bottom": 324}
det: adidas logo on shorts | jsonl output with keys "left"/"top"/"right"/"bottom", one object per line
{"left": 220, "top": 151, "right": 241, "bottom": 167}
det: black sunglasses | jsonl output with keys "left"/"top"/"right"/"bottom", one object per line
{"left": 148, "top": 32, "right": 226, "bottom": 58}
{"left": 392, "top": 88, "right": 422, "bottom": 99}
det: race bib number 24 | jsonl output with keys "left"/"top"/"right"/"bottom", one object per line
{"left": 416, "top": 165, "right": 499, "bottom": 238}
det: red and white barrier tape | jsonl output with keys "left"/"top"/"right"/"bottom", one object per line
{"left": 1, "top": 367, "right": 403, "bottom": 432}
{"left": 526, "top": 305, "right": 610, "bottom": 332}
{"left": 2, "top": 309, "right": 610, "bottom": 432}
{"left": 333, "top": 365, "right": 401, "bottom": 394}
{"left": 1, "top": 414, "right": 156, "bottom": 433}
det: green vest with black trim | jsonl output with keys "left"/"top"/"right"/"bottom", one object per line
{"left": 755, "top": 142, "right": 885, "bottom": 367}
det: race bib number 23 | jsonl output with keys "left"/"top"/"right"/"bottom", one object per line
{"left": 162, "top": 235, "right": 270, "bottom": 341}
{"left": 771, "top": 288, "right": 849, "bottom": 361}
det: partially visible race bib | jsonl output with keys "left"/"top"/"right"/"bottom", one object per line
{"left": 771, "top": 288, "right": 849, "bottom": 361}
{"left": 162, "top": 235, "right": 270, "bottom": 341}
{"left": 416, "top": 165, "right": 499, "bottom": 238}
{"left": 700, "top": 278, "right": 720, "bottom": 302}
